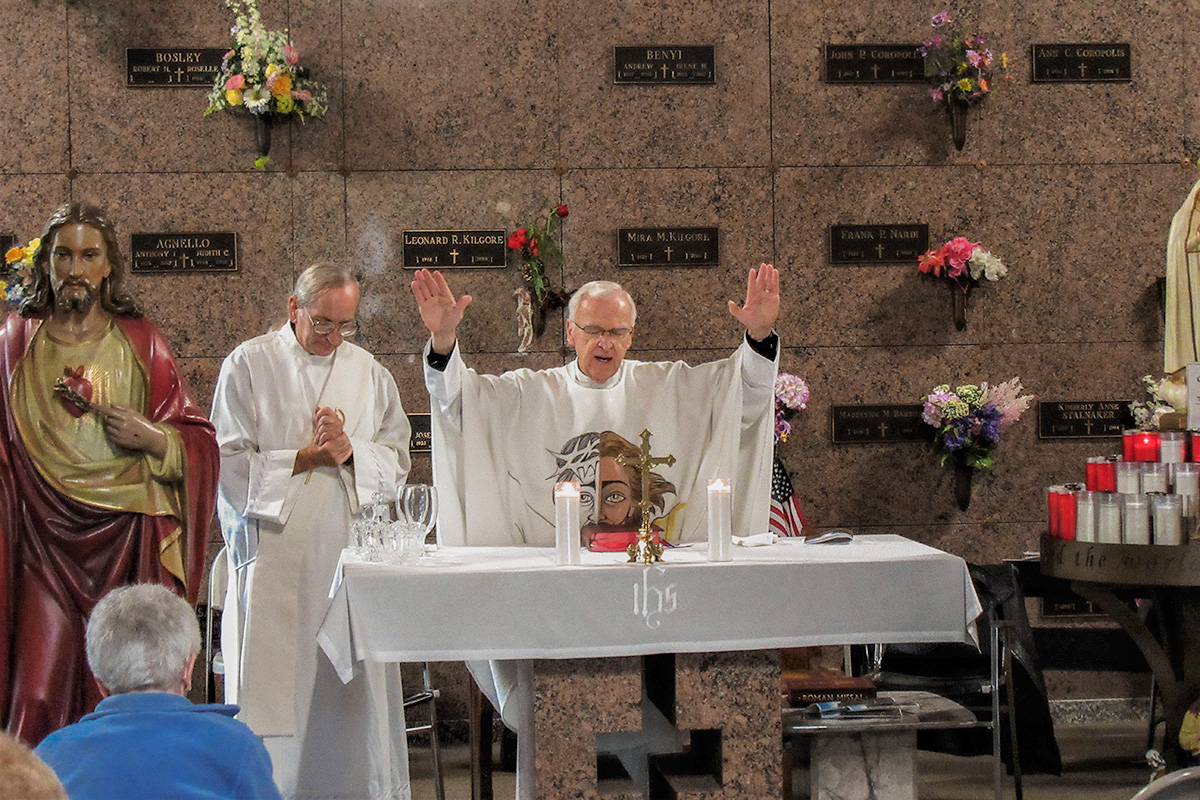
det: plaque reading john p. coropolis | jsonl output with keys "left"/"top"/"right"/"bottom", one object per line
{"left": 614, "top": 46, "right": 715, "bottom": 84}
{"left": 617, "top": 228, "right": 718, "bottom": 267}
{"left": 402, "top": 231, "right": 507, "bottom": 269}
{"left": 829, "top": 225, "right": 929, "bottom": 264}
{"left": 131, "top": 233, "right": 237, "bottom": 273}
{"left": 127, "top": 48, "right": 227, "bottom": 88}
{"left": 824, "top": 44, "right": 925, "bottom": 83}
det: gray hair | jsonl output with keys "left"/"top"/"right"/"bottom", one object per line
{"left": 567, "top": 280, "right": 637, "bottom": 326}
{"left": 293, "top": 262, "right": 358, "bottom": 308}
{"left": 85, "top": 584, "right": 201, "bottom": 695}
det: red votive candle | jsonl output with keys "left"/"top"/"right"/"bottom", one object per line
{"left": 1191, "top": 432, "right": 1200, "bottom": 462}
{"left": 1123, "top": 431, "right": 1137, "bottom": 461}
{"left": 1058, "top": 484, "right": 1080, "bottom": 541}
{"left": 1086, "top": 456, "right": 1117, "bottom": 492}
{"left": 1129, "top": 431, "right": 1161, "bottom": 462}
{"left": 1047, "top": 486, "right": 1060, "bottom": 537}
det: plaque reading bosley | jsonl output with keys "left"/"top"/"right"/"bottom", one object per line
{"left": 1031, "top": 43, "right": 1131, "bottom": 82}
{"left": 131, "top": 233, "right": 237, "bottom": 273}
{"left": 408, "top": 413, "right": 431, "bottom": 454}
{"left": 618, "top": 227, "right": 718, "bottom": 267}
{"left": 829, "top": 225, "right": 929, "bottom": 264}
{"left": 127, "top": 48, "right": 227, "bottom": 88}
{"left": 614, "top": 46, "right": 715, "bottom": 84}
{"left": 402, "top": 231, "right": 506, "bottom": 269}
{"left": 824, "top": 44, "right": 925, "bottom": 83}
{"left": 831, "top": 405, "right": 932, "bottom": 444}
{"left": 1037, "top": 400, "right": 1132, "bottom": 439}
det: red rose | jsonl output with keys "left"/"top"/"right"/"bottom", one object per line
{"left": 555, "top": 204, "right": 569, "bottom": 218}
{"left": 530, "top": 238, "right": 540, "bottom": 257}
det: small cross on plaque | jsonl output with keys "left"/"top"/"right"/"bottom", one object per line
{"left": 616, "top": 428, "right": 675, "bottom": 564}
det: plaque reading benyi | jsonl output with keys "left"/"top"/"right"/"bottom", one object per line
{"left": 130, "top": 233, "right": 237, "bottom": 273}
{"left": 402, "top": 230, "right": 506, "bottom": 269}
{"left": 829, "top": 224, "right": 929, "bottom": 264}
{"left": 614, "top": 46, "right": 715, "bottom": 84}
{"left": 618, "top": 227, "right": 718, "bottom": 267}
{"left": 126, "top": 48, "right": 227, "bottom": 88}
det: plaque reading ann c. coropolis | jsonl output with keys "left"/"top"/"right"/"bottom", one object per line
{"left": 1037, "top": 400, "right": 1133, "bottom": 439}
{"left": 829, "top": 225, "right": 929, "bottom": 264}
{"left": 401, "top": 231, "right": 507, "bottom": 269}
{"left": 408, "top": 413, "right": 431, "bottom": 455}
{"left": 830, "top": 405, "right": 933, "bottom": 444}
{"left": 1030, "top": 43, "right": 1132, "bottom": 83}
{"left": 130, "top": 233, "right": 237, "bottom": 273}
{"left": 614, "top": 46, "right": 715, "bottom": 84}
{"left": 823, "top": 44, "right": 925, "bottom": 84}
{"left": 617, "top": 228, "right": 718, "bottom": 267}
{"left": 127, "top": 48, "right": 227, "bottom": 88}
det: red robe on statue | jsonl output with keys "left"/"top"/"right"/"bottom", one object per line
{"left": 0, "top": 313, "right": 218, "bottom": 746}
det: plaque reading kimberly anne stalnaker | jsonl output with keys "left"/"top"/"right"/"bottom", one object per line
{"left": 617, "top": 228, "right": 718, "bottom": 267}
{"left": 127, "top": 48, "right": 227, "bottom": 88}
{"left": 131, "top": 233, "right": 237, "bottom": 273}
{"left": 823, "top": 44, "right": 925, "bottom": 83}
{"left": 1031, "top": 43, "right": 1132, "bottom": 82}
{"left": 829, "top": 225, "right": 929, "bottom": 264}
{"left": 1037, "top": 400, "right": 1133, "bottom": 439}
{"left": 831, "top": 405, "right": 933, "bottom": 444}
{"left": 402, "top": 231, "right": 506, "bottom": 269}
{"left": 614, "top": 46, "right": 715, "bottom": 84}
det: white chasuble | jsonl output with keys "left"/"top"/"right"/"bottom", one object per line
{"left": 1166, "top": 176, "right": 1200, "bottom": 374}
{"left": 427, "top": 338, "right": 778, "bottom": 548}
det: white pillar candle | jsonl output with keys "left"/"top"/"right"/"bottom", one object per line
{"left": 1122, "top": 494, "right": 1150, "bottom": 545}
{"left": 1161, "top": 431, "right": 1187, "bottom": 464}
{"left": 554, "top": 481, "right": 582, "bottom": 566}
{"left": 1142, "top": 463, "right": 1169, "bottom": 494}
{"left": 1174, "top": 464, "right": 1200, "bottom": 519}
{"left": 1074, "top": 491, "right": 1097, "bottom": 543}
{"left": 1096, "top": 493, "right": 1123, "bottom": 544}
{"left": 1115, "top": 462, "right": 1142, "bottom": 494}
{"left": 1152, "top": 494, "right": 1184, "bottom": 545}
{"left": 707, "top": 478, "right": 732, "bottom": 562}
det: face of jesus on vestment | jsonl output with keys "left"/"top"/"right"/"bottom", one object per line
{"left": 289, "top": 282, "right": 360, "bottom": 357}
{"left": 565, "top": 293, "right": 635, "bottom": 383}
{"left": 49, "top": 223, "right": 111, "bottom": 316}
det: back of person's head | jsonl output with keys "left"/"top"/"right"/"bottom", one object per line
{"left": 0, "top": 732, "right": 67, "bottom": 800}
{"left": 293, "top": 262, "right": 358, "bottom": 308}
{"left": 85, "top": 584, "right": 201, "bottom": 695}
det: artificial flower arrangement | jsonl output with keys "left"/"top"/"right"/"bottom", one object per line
{"left": 3, "top": 238, "right": 38, "bottom": 307}
{"left": 774, "top": 373, "right": 810, "bottom": 443}
{"left": 917, "top": 236, "right": 1007, "bottom": 330}
{"left": 921, "top": 377, "right": 1033, "bottom": 470}
{"left": 1130, "top": 374, "right": 1188, "bottom": 431}
{"left": 508, "top": 204, "right": 571, "bottom": 342}
{"left": 205, "top": 0, "right": 329, "bottom": 168}
{"left": 920, "top": 11, "right": 1007, "bottom": 149}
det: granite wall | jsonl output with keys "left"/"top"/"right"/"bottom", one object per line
{"left": 2, "top": 0, "right": 1190, "bottom": 705}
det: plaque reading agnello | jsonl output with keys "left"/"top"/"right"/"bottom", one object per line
{"left": 830, "top": 405, "right": 933, "bottom": 444}
{"left": 617, "top": 228, "right": 718, "bottom": 267}
{"left": 1037, "top": 400, "right": 1133, "bottom": 439}
{"left": 614, "top": 46, "right": 715, "bottom": 84}
{"left": 126, "top": 48, "right": 226, "bottom": 88}
{"left": 130, "top": 233, "right": 237, "bottom": 273}
{"left": 829, "top": 225, "right": 929, "bottom": 265}
{"left": 1031, "top": 43, "right": 1132, "bottom": 83}
{"left": 824, "top": 44, "right": 925, "bottom": 84}
{"left": 402, "top": 231, "right": 506, "bottom": 269}
{"left": 408, "top": 413, "right": 431, "bottom": 455}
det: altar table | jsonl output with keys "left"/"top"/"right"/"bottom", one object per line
{"left": 317, "top": 534, "right": 982, "bottom": 799}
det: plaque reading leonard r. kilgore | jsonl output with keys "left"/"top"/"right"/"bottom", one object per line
{"left": 1031, "top": 43, "right": 1131, "bottom": 82}
{"left": 829, "top": 224, "right": 929, "bottom": 264}
{"left": 127, "top": 48, "right": 227, "bottom": 88}
{"left": 824, "top": 44, "right": 925, "bottom": 84}
{"left": 131, "top": 233, "right": 237, "bottom": 273}
{"left": 614, "top": 46, "right": 715, "bottom": 84}
{"left": 408, "top": 413, "right": 431, "bottom": 455}
{"left": 1037, "top": 400, "right": 1133, "bottom": 439}
{"left": 402, "top": 231, "right": 506, "bottom": 269}
{"left": 831, "top": 405, "right": 933, "bottom": 444}
{"left": 618, "top": 227, "right": 718, "bottom": 267}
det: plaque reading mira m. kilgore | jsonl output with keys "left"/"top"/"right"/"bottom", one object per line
{"left": 408, "top": 413, "right": 431, "bottom": 454}
{"left": 1037, "top": 400, "right": 1133, "bottom": 439}
{"left": 824, "top": 44, "right": 925, "bottom": 83}
{"left": 127, "top": 48, "right": 227, "bottom": 88}
{"left": 130, "top": 233, "right": 237, "bottom": 273}
{"left": 831, "top": 405, "right": 933, "bottom": 444}
{"left": 829, "top": 224, "right": 929, "bottom": 264}
{"left": 401, "top": 231, "right": 507, "bottom": 269}
{"left": 617, "top": 227, "right": 718, "bottom": 267}
{"left": 614, "top": 46, "right": 715, "bottom": 84}
{"left": 1031, "top": 43, "right": 1131, "bottom": 82}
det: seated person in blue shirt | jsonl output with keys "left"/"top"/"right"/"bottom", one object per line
{"left": 35, "top": 584, "right": 282, "bottom": 800}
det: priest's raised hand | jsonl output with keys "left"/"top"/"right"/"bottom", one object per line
{"left": 412, "top": 268, "right": 472, "bottom": 355}
{"left": 728, "top": 262, "right": 780, "bottom": 342}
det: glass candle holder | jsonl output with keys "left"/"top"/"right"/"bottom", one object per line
{"left": 1152, "top": 494, "right": 1184, "bottom": 545}
{"left": 1074, "top": 491, "right": 1097, "bottom": 543}
{"left": 1161, "top": 431, "right": 1187, "bottom": 463}
{"left": 1142, "top": 463, "right": 1170, "bottom": 494}
{"left": 554, "top": 481, "right": 582, "bottom": 566}
{"left": 1122, "top": 494, "right": 1150, "bottom": 545}
{"left": 1115, "top": 461, "right": 1142, "bottom": 495}
{"left": 1096, "top": 493, "right": 1123, "bottom": 544}
{"left": 707, "top": 478, "right": 733, "bottom": 562}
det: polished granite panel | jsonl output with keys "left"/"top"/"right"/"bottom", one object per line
{"left": 774, "top": 164, "right": 1195, "bottom": 347}
{"left": 558, "top": 0, "right": 771, "bottom": 169}
{"left": 0, "top": 0, "right": 69, "bottom": 174}
{"left": 73, "top": 172, "right": 297, "bottom": 359}
{"left": 342, "top": 0, "right": 559, "bottom": 171}
{"left": 561, "top": 169, "right": 774, "bottom": 351}
{"left": 286, "top": 0, "right": 344, "bottom": 172}
{"left": 290, "top": 172, "right": 347, "bottom": 280}
{"left": 180, "top": 356, "right": 221, "bottom": 418}
{"left": 0, "top": 178, "right": 74, "bottom": 246}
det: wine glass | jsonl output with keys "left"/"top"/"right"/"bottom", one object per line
{"left": 396, "top": 484, "right": 438, "bottom": 547}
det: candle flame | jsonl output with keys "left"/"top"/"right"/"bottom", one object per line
{"left": 554, "top": 481, "right": 581, "bottom": 498}
{"left": 707, "top": 478, "right": 731, "bottom": 492}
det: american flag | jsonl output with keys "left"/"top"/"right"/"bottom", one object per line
{"left": 770, "top": 457, "right": 806, "bottom": 537}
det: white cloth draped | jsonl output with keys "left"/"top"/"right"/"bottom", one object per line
{"left": 1165, "top": 176, "right": 1200, "bottom": 373}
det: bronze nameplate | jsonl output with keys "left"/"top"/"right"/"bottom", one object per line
{"left": 402, "top": 230, "right": 506, "bottom": 269}
{"left": 823, "top": 44, "right": 925, "bottom": 84}
{"left": 617, "top": 227, "right": 718, "bottom": 267}
{"left": 1031, "top": 43, "right": 1131, "bottom": 82}
{"left": 614, "top": 46, "right": 715, "bottom": 84}
{"left": 1041, "top": 535, "right": 1200, "bottom": 587}
{"left": 1037, "top": 400, "right": 1132, "bottom": 439}
{"left": 130, "top": 233, "right": 237, "bottom": 273}
{"left": 408, "top": 413, "right": 431, "bottom": 454}
{"left": 126, "top": 48, "right": 227, "bottom": 88}
{"left": 829, "top": 224, "right": 928, "bottom": 264}
{"left": 831, "top": 405, "right": 933, "bottom": 444}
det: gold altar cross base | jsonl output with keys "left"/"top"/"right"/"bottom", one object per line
{"left": 617, "top": 428, "right": 675, "bottom": 564}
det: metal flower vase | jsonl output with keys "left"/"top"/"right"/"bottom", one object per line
{"left": 952, "top": 454, "right": 973, "bottom": 512}
{"left": 952, "top": 284, "right": 969, "bottom": 331}
{"left": 947, "top": 99, "right": 969, "bottom": 151}
{"left": 254, "top": 113, "right": 274, "bottom": 160}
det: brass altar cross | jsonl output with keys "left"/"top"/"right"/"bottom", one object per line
{"left": 616, "top": 428, "right": 675, "bottom": 564}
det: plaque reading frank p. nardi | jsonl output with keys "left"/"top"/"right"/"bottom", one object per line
{"left": 1031, "top": 43, "right": 1132, "bottom": 82}
{"left": 831, "top": 405, "right": 933, "bottom": 444}
{"left": 824, "top": 44, "right": 925, "bottom": 83}
{"left": 1037, "top": 400, "right": 1133, "bottom": 439}
{"left": 131, "top": 233, "right": 237, "bottom": 273}
{"left": 614, "top": 46, "right": 715, "bottom": 84}
{"left": 829, "top": 225, "right": 929, "bottom": 265}
{"left": 402, "top": 231, "right": 506, "bottom": 269}
{"left": 127, "top": 48, "right": 227, "bottom": 88}
{"left": 618, "top": 228, "right": 718, "bottom": 267}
